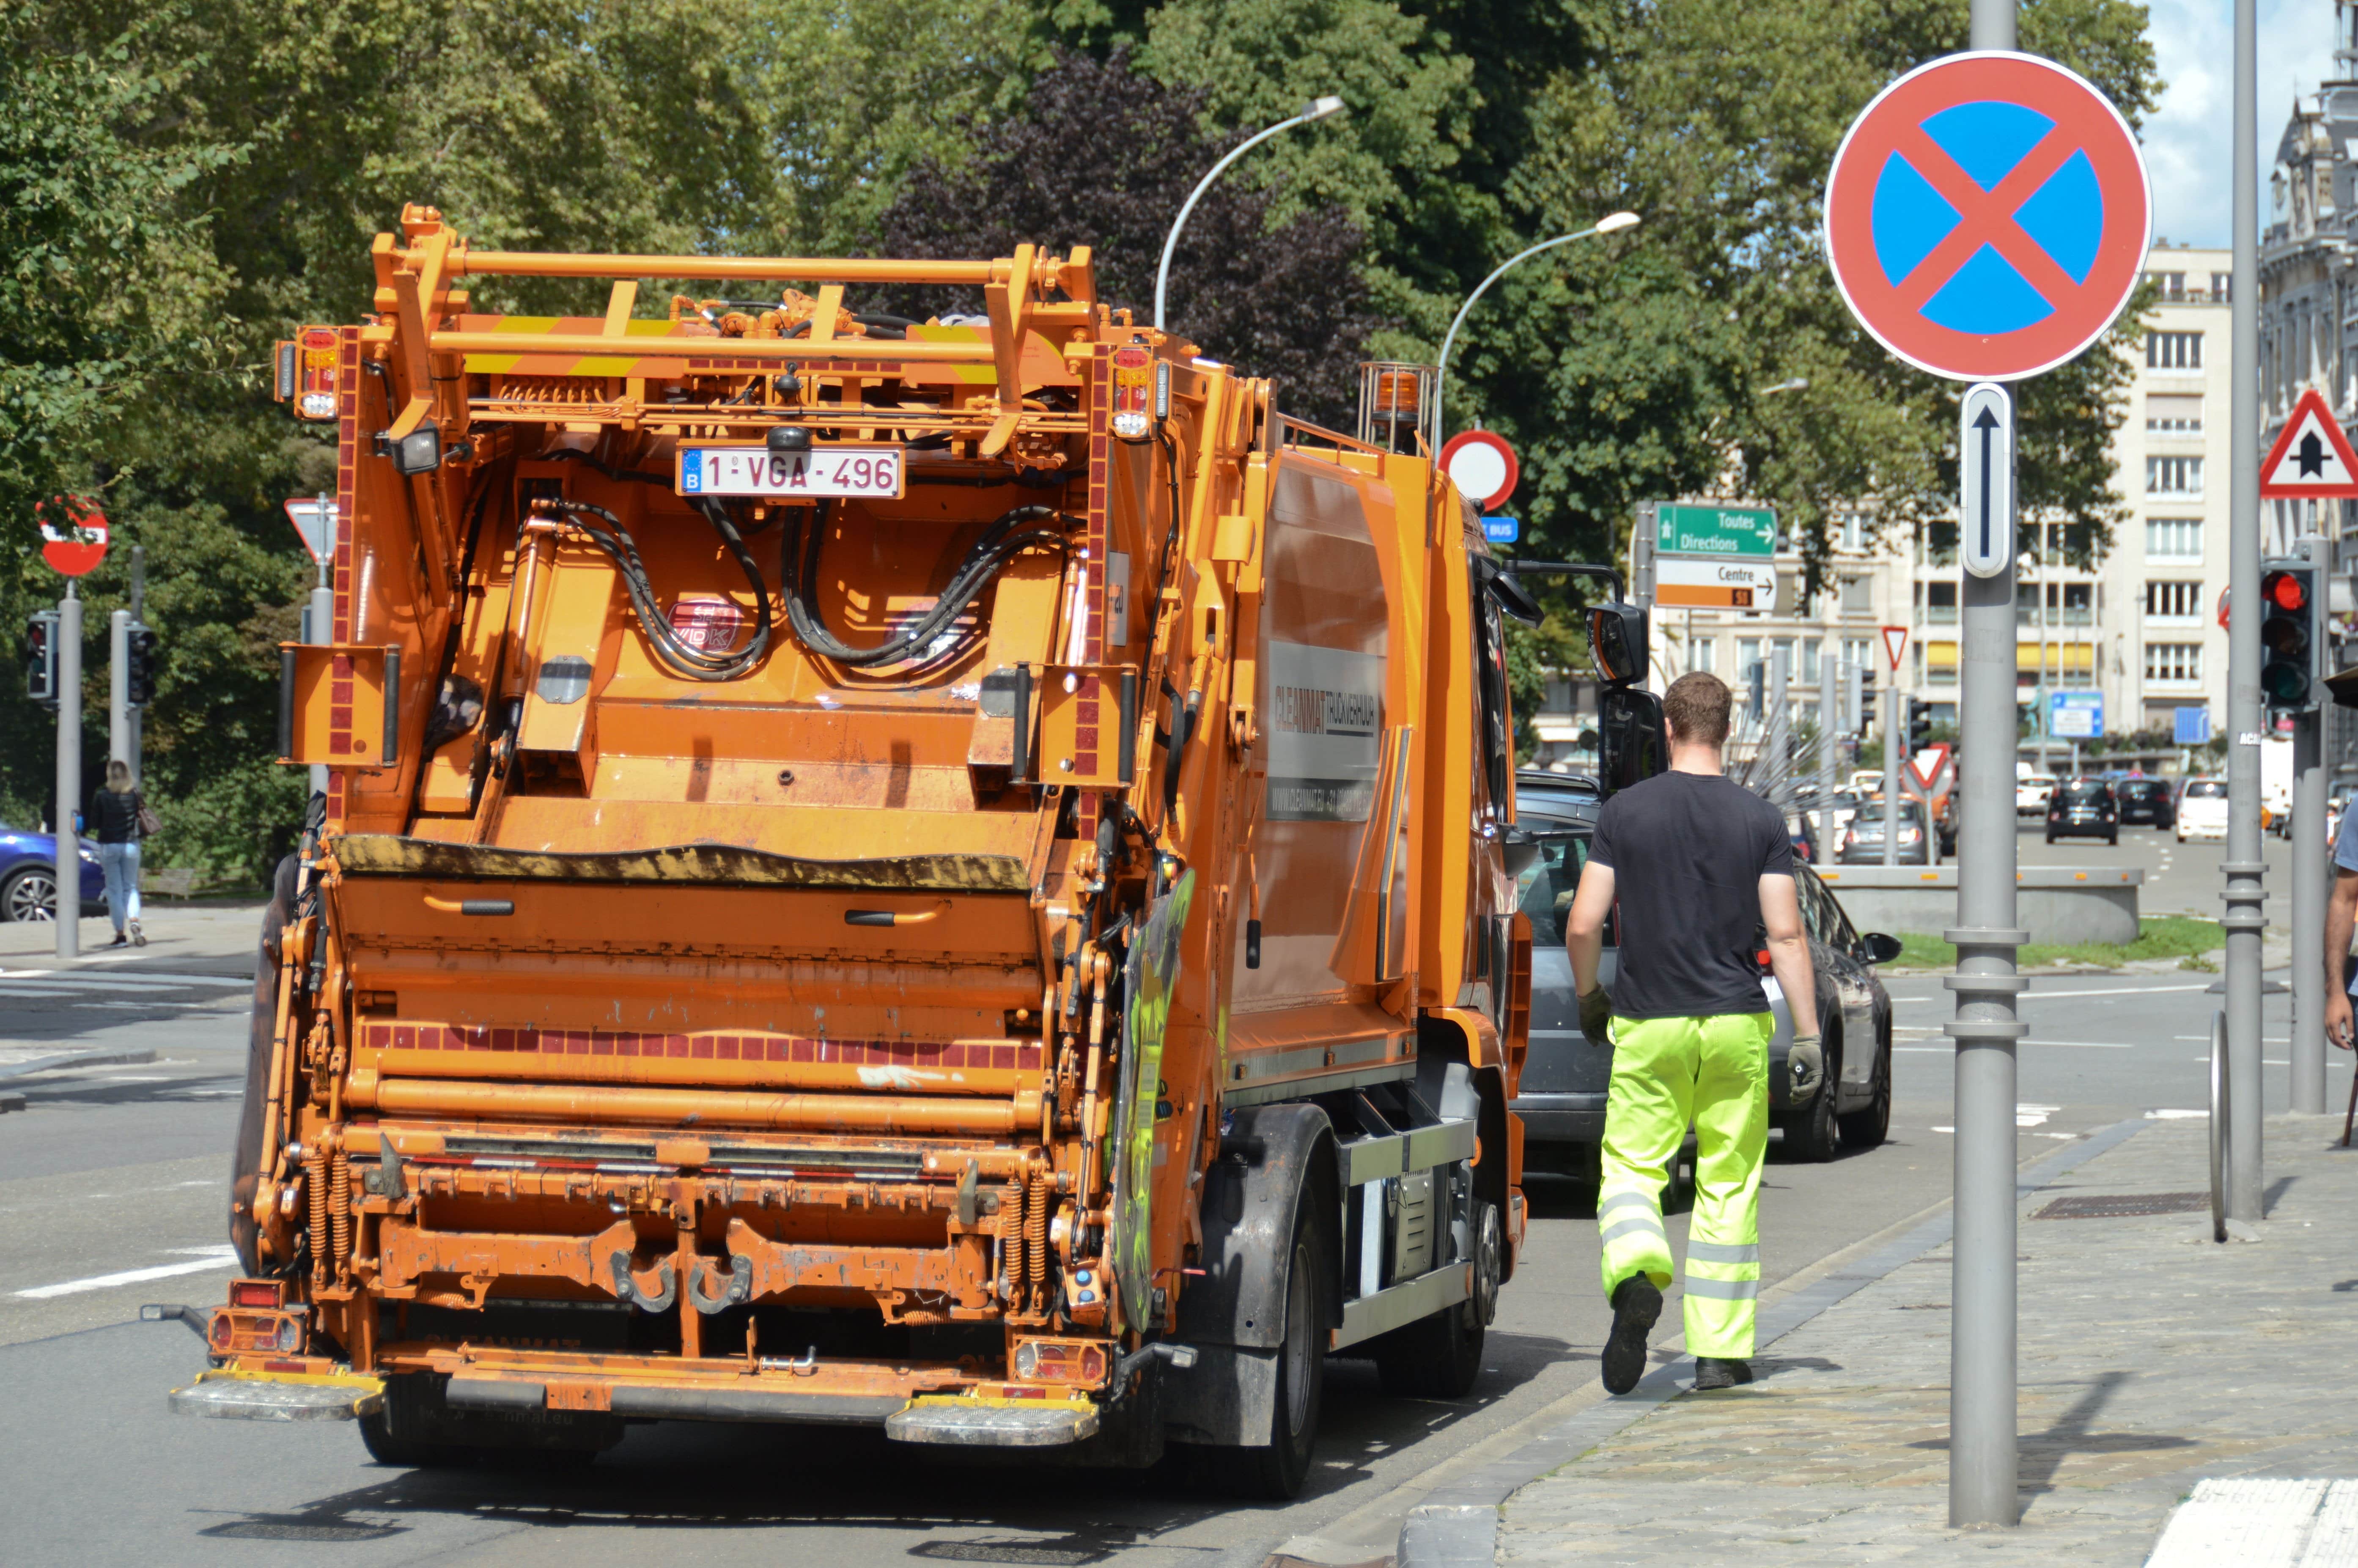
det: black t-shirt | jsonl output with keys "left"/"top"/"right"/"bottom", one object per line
{"left": 1586, "top": 769, "right": 1792, "bottom": 1020}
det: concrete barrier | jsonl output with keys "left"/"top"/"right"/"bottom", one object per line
{"left": 1813, "top": 865, "right": 2142, "bottom": 947}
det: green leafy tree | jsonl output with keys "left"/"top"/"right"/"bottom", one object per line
{"left": 876, "top": 49, "right": 1380, "bottom": 427}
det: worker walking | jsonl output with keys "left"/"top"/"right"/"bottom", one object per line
{"left": 1564, "top": 672, "right": 1821, "bottom": 1394}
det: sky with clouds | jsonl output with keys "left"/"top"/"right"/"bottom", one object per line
{"left": 2142, "top": 0, "right": 2339, "bottom": 248}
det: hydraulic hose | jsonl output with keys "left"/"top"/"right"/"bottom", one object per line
{"left": 546, "top": 497, "right": 773, "bottom": 681}
{"left": 781, "top": 499, "right": 1076, "bottom": 669}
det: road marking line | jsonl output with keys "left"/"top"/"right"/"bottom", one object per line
{"left": 2020, "top": 983, "right": 2217, "bottom": 998}
{"left": 14, "top": 1245, "right": 237, "bottom": 1299}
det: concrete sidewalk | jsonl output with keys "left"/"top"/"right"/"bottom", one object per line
{"left": 1470, "top": 1115, "right": 2358, "bottom": 1566}
{"left": 0, "top": 901, "right": 265, "bottom": 972}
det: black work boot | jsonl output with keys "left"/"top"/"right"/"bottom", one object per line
{"left": 1601, "top": 1274, "right": 1663, "bottom": 1395}
{"left": 1693, "top": 1357, "right": 1753, "bottom": 1391}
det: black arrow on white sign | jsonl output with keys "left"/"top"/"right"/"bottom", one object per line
{"left": 1959, "top": 382, "right": 2014, "bottom": 580}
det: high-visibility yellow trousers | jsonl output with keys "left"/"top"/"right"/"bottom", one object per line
{"left": 1595, "top": 1011, "right": 1771, "bottom": 1359}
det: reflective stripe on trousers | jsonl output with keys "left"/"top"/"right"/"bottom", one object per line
{"left": 1595, "top": 1011, "right": 1771, "bottom": 1359}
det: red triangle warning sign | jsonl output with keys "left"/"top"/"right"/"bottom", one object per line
{"left": 2261, "top": 387, "right": 2358, "bottom": 500}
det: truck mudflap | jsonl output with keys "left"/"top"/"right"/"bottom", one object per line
{"left": 168, "top": 1369, "right": 385, "bottom": 1422}
{"left": 884, "top": 1394, "right": 1101, "bottom": 1447}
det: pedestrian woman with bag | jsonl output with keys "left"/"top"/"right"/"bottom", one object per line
{"left": 91, "top": 759, "right": 154, "bottom": 947}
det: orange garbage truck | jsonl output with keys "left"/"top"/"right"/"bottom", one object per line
{"left": 153, "top": 207, "right": 1533, "bottom": 1497}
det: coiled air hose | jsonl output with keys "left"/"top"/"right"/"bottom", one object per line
{"left": 544, "top": 497, "right": 774, "bottom": 681}
{"left": 782, "top": 499, "right": 1077, "bottom": 669}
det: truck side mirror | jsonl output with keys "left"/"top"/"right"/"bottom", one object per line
{"left": 1586, "top": 601, "right": 1648, "bottom": 686}
{"left": 1598, "top": 686, "right": 1667, "bottom": 796}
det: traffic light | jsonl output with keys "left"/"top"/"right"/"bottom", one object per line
{"left": 1907, "top": 697, "right": 1933, "bottom": 751}
{"left": 23, "top": 611, "right": 58, "bottom": 707}
{"left": 2259, "top": 561, "right": 2317, "bottom": 712}
{"left": 125, "top": 624, "right": 157, "bottom": 707}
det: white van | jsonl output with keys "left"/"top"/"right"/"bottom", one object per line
{"left": 2177, "top": 777, "right": 2229, "bottom": 842}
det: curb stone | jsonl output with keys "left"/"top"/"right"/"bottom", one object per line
{"left": 1394, "top": 1115, "right": 2151, "bottom": 1568}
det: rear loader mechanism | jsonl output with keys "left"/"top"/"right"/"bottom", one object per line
{"left": 154, "top": 212, "right": 1533, "bottom": 1497}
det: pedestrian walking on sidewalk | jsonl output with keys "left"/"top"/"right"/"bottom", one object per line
{"left": 90, "top": 759, "right": 149, "bottom": 948}
{"left": 2323, "top": 805, "right": 2358, "bottom": 1053}
{"left": 1563, "top": 672, "right": 1821, "bottom": 1395}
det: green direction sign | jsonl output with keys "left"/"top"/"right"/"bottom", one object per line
{"left": 1655, "top": 503, "right": 1777, "bottom": 559}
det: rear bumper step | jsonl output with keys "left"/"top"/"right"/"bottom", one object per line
{"left": 444, "top": 1376, "right": 904, "bottom": 1425}
{"left": 169, "top": 1370, "right": 384, "bottom": 1422}
{"left": 884, "top": 1398, "right": 1100, "bottom": 1447}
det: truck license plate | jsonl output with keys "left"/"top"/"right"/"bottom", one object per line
{"left": 677, "top": 445, "right": 905, "bottom": 500}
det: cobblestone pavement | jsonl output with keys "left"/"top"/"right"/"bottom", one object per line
{"left": 1496, "top": 1115, "right": 2358, "bottom": 1566}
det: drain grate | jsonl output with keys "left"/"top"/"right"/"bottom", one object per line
{"left": 2034, "top": 1191, "right": 2209, "bottom": 1220}
{"left": 911, "top": 1545, "right": 1101, "bottom": 1566}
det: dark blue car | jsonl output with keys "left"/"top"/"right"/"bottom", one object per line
{"left": 0, "top": 824, "right": 107, "bottom": 922}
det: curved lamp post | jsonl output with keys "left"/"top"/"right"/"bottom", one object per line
{"left": 1433, "top": 211, "right": 1640, "bottom": 445}
{"left": 1154, "top": 96, "right": 1349, "bottom": 332}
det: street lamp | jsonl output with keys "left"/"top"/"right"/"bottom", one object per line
{"left": 1433, "top": 211, "right": 1639, "bottom": 445}
{"left": 1154, "top": 96, "right": 1349, "bottom": 332}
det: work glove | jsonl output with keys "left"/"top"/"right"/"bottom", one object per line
{"left": 1577, "top": 984, "right": 1614, "bottom": 1044}
{"left": 1788, "top": 1033, "right": 1824, "bottom": 1098}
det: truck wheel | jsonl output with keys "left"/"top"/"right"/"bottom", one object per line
{"left": 1372, "top": 1198, "right": 1498, "bottom": 1400}
{"left": 358, "top": 1376, "right": 475, "bottom": 1469}
{"left": 1780, "top": 1032, "right": 1840, "bottom": 1163}
{"left": 1200, "top": 1201, "right": 1325, "bottom": 1499}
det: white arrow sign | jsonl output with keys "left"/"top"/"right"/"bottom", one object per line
{"left": 1960, "top": 381, "right": 2014, "bottom": 579}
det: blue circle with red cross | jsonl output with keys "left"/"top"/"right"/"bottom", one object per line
{"left": 1825, "top": 52, "right": 2150, "bottom": 382}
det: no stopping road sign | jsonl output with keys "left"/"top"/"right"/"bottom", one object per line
{"left": 1825, "top": 51, "right": 2150, "bottom": 382}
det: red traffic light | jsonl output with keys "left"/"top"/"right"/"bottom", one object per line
{"left": 2265, "top": 569, "right": 2308, "bottom": 611}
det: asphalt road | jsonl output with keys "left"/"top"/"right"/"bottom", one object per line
{"left": 2013, "top": 818, "right": 2297, "bottom": 923}
{"left": 0, "top": 898, "right": 2336, "bottom": 1568}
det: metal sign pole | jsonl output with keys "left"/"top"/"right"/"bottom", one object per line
{"left": 2292, "top": 533, "right": 2328, "bottom": 1113}
{"left": 54, "top": 584, "right": 81, "bottom": 960}
{"left": 2223, "top": 0, "right": 2266, "bottom": 1220}
{"left": 1820, "top": 652, "right": 1839, "bottom": 862}
{"left": 1947, "top": 382, "right": 2026, "bottom": 1525}
{"left": 127, "top": 545, "right": 144, "bottom": 786}
{"left": 1767, "top": 644, "right": 1790, "bottom": 808}
{"left": 108, "top": 610, "right": 129, "bottom": 776}
{"left": 1883, "top": 681, "right": 1900, "bottom": 865}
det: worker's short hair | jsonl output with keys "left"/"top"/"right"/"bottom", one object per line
{"left": 1662, "top": 672, "right": 1732, "bottom": 747}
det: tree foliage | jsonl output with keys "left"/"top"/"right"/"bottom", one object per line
{"left": 877, "top": 49, "right": 1378, "bottom": 427}
{"left": 0, "top": 0, "right": 2165, "bottom": 883}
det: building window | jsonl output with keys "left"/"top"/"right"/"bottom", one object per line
{"left": 2147, "top": 517, "right": 2204, "bottom": 560}
{"left": 2147, "top": 331, "right": 2203, "bottom": 369}
{"left": 1801, "top": 638, "right": 1822, "bottom": 686}
{"left": 1925, "top": 581, "right": 1958, "bottom": 624}
{"left": 2144, "top": 643, "right": 2202, "bottom": 683}
{"left": 2144, "top": 580, "right": 2203, "bottom": 621}
{"left": 2145, "top": 270, "right": 2185, "bottom": 300}
{"left": 1839, "top": 512, "right": 1864, "bottom": 552}
{"left": 1737, "top": 637, "right": 1760, "bottom": 687}
{"left": 2146, "top": 456, "right": 2203, "bottom": 497}
{"left": 2209, "top": 272, "right": 2232, "bottom": 302}
{"left": 2145, "top": 394, "right": 2202, "bottom": 432}
{"left": 1839, "top": 576, "right": 1872, "bottom": 615}
{"left": 1841, "top": 636, "right": 1874, "bottom": 673}
{"left": 1688, "top": 636, "right": 1715, "bottom": 675}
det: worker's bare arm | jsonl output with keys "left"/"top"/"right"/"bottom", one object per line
{"left": 1566, "top": 860, "right": 1617, "bottom": 996}
{"left": 1759, "top": 873, "right": 1818, "bottom": 1038}
{"left": 2327, "top": 869, "right": 2358, "bottom": 1050}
